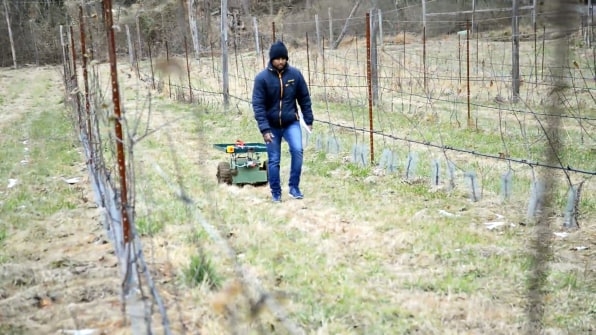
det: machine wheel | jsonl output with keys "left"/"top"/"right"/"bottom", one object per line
{"left": 216, "top": 162, "right": 233, "bottom": 185}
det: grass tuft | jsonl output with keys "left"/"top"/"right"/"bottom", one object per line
{"left": 135, "top": 217, "right": 165, "bottom": 237}
{"left": 182, "top": 253, "right": 222, "bottom": 290}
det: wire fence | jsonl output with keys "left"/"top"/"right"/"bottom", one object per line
{"left": 60, "top": 0, "right": 595, "bottom": 333}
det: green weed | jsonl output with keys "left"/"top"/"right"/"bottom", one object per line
{"left": 182, "top": 253, "right": 222, "bottom": 289}
{"left": 135, "top": 216, "right": 165, "bottom": 237}
{"left": 0, "top": 324, "right": 26, "bottom": 335}
{"left": 0, "top": 226, "right": 6, "bottom": 244}
{"left": 0, "top": 107, "right": 80, "bottom": 229}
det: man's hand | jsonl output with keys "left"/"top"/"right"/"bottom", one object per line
{"left": 263, "top": 132, "right": 274, "bottom": 143}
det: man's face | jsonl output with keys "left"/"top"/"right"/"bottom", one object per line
{"left": 272, "top": 57, "right": 287, "bottom": 71}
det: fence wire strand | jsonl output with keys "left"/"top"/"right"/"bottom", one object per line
{"left": 58, "top": 1, "right": 596, "bottom": 333}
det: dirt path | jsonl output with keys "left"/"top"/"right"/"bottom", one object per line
{"left": 2, "top": 61, "right": 594, "bottom": 335}
{"left": 0, "top": 66, "right": 126, "bottom": 334}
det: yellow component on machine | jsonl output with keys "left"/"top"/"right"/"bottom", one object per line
{"left": 226, "top": 145, "right": 235, "bottom": 153}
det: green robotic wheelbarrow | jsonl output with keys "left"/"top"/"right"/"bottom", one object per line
{"left": 213, "top": 141, "right": 268, "bottom": 186}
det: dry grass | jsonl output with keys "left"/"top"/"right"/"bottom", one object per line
{"left": 1, "top": 29, "right": 595, "bottom": 335}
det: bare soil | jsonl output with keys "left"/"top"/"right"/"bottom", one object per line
{"left": 0, "top": 66, "right": 127, "bottom": 334}
{"left": 1, "top": 40, "right": 595, "bottom": 334}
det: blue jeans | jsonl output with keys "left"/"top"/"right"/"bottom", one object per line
{"left": 266, "top": 121, "right": 303, "bottom": 196}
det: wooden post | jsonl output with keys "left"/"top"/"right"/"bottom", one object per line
{"left": 306, "top": 32, "right": 311, "bottom": 86}
{"left": 366, "top": 13, "right": 374, "bottom": 164}
{"left": 69, "top": 26, "right": 78, "bottom": 103}
{"left": 3, "top": 0, "right": 17, "bottom": 69}
{"left": 184, "top": 36, "right": 193, "bottom": 102}
{"left": 328, "top": 7, "right": 333, "bottom": 46}
{"left": 166, "top": 41, "right": 172, "bottom": 99}
{"left": 534, "top": 20, "right": 538, "bottom": 85}
{"left": 272, "top": 21, "right": 276, "bottom": 41}
{"left": 315, "top": 14, "right": 322, "bottom": 56}
{"left": 541, "top": 25, "right": 545, "bottom": 81}
{"left": 253, "top": 17, "right": 260, "bottom": 60}
{"left": 422, "top": 0, "right": 427, "bottom": 91}
{"left": 476, "top": 22, "right": 479, "bottom": 75}
{"left": 125, "top": 25, "right": 134, "bottom": 65}
{"left": 532, "top": 0, "right": 536, "bottom": 27}
{"left": 188, "top": 0, "right": 200, "bottom": 59}
{"left": 471, "top": 0, "right": 476, "bottom": 35}
{"left": 403, "top": 30, "right": 406, "bottom": 81}
{"left": 203, "top": 0, "right": 212, "bottom": 48}
{"left": 422, "top": 0, "right": 426, "bottom": 30}
{"left": 221, "top": 0, "right": 230, "bottom": 109}
{"left": 589, "top": 0, "right": 593, "bottom": 48}
{"left": 378, "top": 9, "right": 383, "bottom": 49}
{"left": 512, "top": 0, "right": 520, "bottom": 103}
{"left": 532, "top": 0, "right": 538, "bottom": 83}
{"left": 29, "top": 20, "right": 39, "bottom": 66}
{"left": 82, "top": 2, "right": 97, "bottom": 61}
{"left": 148, "top": 41, "right": 155, "bottom": 90}
{"left": 260, "top": 35, "right": 265, "bottom": 68}
{"left": 79, "top": 5, "right": 92, "bottom": 139}
{"left": 136, "top": 16, "right": 142, "bottom": 59}
{"left": 458, "top": 33, "right": 461, "bottom": 84}
{"left": 60, "top": 25, "right": 68, "bottom": 88}
{"left": 370, "top": 8, "right": 379, "bottom": 104}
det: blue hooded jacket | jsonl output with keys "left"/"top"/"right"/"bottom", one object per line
{"left": 252, "top": 45, "right": 313, "bottom": 134}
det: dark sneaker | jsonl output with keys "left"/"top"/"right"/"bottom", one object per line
{"left": 288, "top": 187, "right": 304, "bottom": 199}
{"left": 272, "top": 194, "right": 282, "bottom": 203}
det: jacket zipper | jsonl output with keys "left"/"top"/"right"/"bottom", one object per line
{"left": 278, "top": 71, "right": 283, "bottom": 127}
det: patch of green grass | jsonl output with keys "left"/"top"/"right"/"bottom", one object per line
{"left": 0, "top": 226, "right": 6, "bottom": 244}
{"left": 0, "top": 104, "right": 80, "bottom": 230}
{"left": 555, "top": 270, "right": 580, "bottom": 290}
{"left": 172, "top": 100, "right": 593, "bottom": 331}
{"left": 185, "top": 229, "right": 208, "bottom": 244}
{"left": 182, "top": 253, "right": 222, "bottom": 289}
{"left": 405, "top": 269, "right": 481, "bottom": 295}
{"left": 345, "top": 163, "right": 370, "bottom": 178}
{"left": 92, "top": 56, "right": 596, "bottom": 334}
{"left": 579, "top": 194, "right": 596, "bottom": 214}
{"left": 544, "top": 268, "right": 596, "bottom": 332}
{"left": 135, "top": 216, "right": 165, "bottom": 236}
{"left": 0, "top": 324, "right": 26, "bottom": 335}
{"left": 308, "top": 152, "right": 342, "bottom": 176}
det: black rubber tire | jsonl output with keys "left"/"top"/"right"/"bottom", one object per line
{"left": 216, "top": 162, "right": 233, "bottom": 185}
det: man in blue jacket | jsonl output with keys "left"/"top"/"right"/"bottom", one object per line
{"left": 252, "top": 41, "right": 314, "bottom": 203}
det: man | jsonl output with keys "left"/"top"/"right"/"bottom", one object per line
{"left": 252, "top": 40, "right": 314, "bottom": 203}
